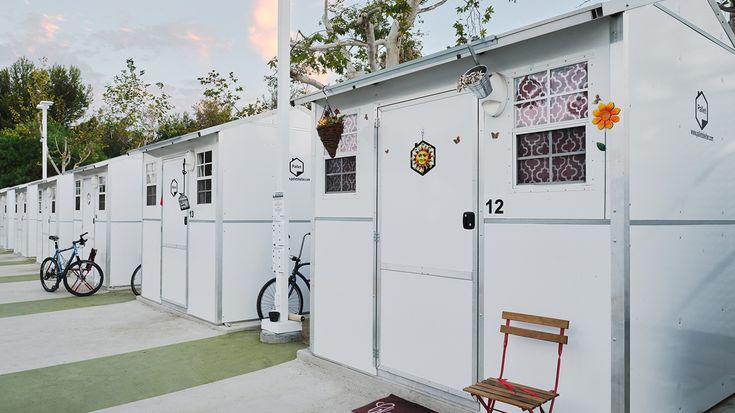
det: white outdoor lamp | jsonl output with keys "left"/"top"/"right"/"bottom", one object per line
{"left": 36, "top": 101, "right": 54, "bottom": 180}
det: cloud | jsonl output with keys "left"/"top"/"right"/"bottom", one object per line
{"left": 248, "top": 0, "right": 277, "bottom": 60}
{"left": 94, "top": 24, "right": 227, "bottom": 61}
{"left": 38, "top": 14, "right": 63, "bottom": 42}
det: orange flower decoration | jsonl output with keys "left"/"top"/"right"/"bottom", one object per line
{"left": 592, "top": 102, "right": 621, "bottom": 130}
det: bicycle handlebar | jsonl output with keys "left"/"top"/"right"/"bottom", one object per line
{"left": 74, "top": 232, "right": 89, "bottom": 246}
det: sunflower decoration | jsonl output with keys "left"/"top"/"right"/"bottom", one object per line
{"left": 591, "top": 99, "right": 621, "bottom": 151}
{"left": 410, "top": 140, "right": 436, "bottom": 176}
{"left": 592, "top": 102, "right": 621, "bottom": 130}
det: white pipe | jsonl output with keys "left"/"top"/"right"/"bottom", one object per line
{"left": 274, "top": 0, "right": 291, "bottom": 322}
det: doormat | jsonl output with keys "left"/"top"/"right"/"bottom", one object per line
{"left": 353, "top": 394, "right": 438, "bottom": 413}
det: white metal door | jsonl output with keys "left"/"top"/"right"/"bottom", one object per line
{"left": 378, "top": 92, "right": 478, "bottom": 393}
{"left": 82, "top": 178, "right": 96, "bottom": 248}
{"left": 41, "top": 190, "right": 50, "bottom": 258}
{"left": 161, "top": 156, "right": 188, "bottom": 307}
{"left": 16, "top": 193, "right": 25, "bottom": 254}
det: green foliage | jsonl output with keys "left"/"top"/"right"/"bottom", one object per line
{"left": 157, "top": 112, "right": 198, "bottom": 141}
{"left": 453, "top": 1, "right": 495, "bottom": 45}
{"left": 102, "top": 58, "right": 173, "bottom": 149}
{"left": 0, "top": 125, "right": 41, "bottom": 188}
{"left": 0, "top": 57, "right": 92, "bottom": 130}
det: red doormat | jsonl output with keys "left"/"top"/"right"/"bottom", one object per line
{"left": 353, "top": 394, "right": 438, "bottom": 413}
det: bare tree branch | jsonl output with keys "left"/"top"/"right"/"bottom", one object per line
{"left": 419, "top": 0, "right": 450, "bottom": 14}
{"left": 290, "top": 68, "right": 325, "bottom": 89}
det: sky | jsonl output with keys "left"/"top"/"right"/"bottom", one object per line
{"left": 0, "top": 0, "right": 598, "bottom": 115}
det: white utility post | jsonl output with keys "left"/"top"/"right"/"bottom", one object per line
{"left": 261, "top": 0, "right": 301, "bottom": 338}
{"left": 36, "top": 101, "right": 53, "bottom": 180}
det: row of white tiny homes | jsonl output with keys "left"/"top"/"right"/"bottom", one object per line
{"left": 66, "top": 154, "right": 144, "bottom": 287}
{"left": 297, "top": 1, "right": 735, "bottom": 412}
{"left": 0, "top": 187, "right": 14, "bottom": 250}
{"left": 139, "top": 108, "right": 313, "bottom": 324}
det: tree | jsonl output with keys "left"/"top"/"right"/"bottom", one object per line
{"left": 287, "top": 0, "right": 495, "bottom": 89}
{"left": 0, "top": 126, "right": 41, "bottom": 188}
{"left": 102, "top": 58, "right": 173, "bottom": 149}
{"left": 0, "top": 57, "right": 92, "bottom": 129}
{"left": 158, "top": 112, "right": 198, "bottom": 141}
{"left": 193, "top": 70, "right": 243, "bottom": 128}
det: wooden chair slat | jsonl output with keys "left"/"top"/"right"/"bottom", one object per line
{"left": 482, "top": 378, "right": 557, "bottom": 399}
{"left": 502, "top": 311, "right": 569, "bottom": 329}
{"left": 500, "top": 325, "right": 568, "bottom": 344}
{"left": 465, "top": 385, "right": 537, "bottom": 410}
{"left": 472, "top": 381, "right": 547, "bottom": 405}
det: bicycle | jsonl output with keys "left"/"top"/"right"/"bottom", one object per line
{"left": 40, "top": 232, "right": 104, "bottom": 297}
{"left": 256, "top": 232, "right": 311, "bottom": 319}
{"left": 130, "top": 264, "right": 142, "bottom": 296}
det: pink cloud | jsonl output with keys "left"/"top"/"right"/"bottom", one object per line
{"left": 248, "top": 0, "right": 277, "bottom": 60}
{"left": 175, "top": 31, "right": 211, "bottom": 59}
{"left": 38, "top": 14, "right": 63, "bottom": 42}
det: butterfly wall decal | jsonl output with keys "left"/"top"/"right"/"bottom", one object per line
{"left": 453, "top": 136, "right": 461, "bottom": 144}
{"left": 491, "top": 132, "right": 499, "bottom": 140}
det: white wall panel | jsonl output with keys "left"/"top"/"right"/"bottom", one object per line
{"left": 141, "top": 220, "right": 161, "bottom": 303}
{"left": 483, "top": 223, "right": 611, "bottom": 413}
{"left": 187, "top": 220, "right": 216, "bottom": 323}
{"left": 630, "top": 225, "right": 735, "bottom": 413}
{"left": 312, "top": 220, "right": 375, "bottom": 374}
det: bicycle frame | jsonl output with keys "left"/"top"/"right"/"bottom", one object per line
{"left": 52, "top": 242, "right": 80, "bottom": 275}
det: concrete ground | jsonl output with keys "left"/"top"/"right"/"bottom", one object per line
{"left": 0, "top": 279, "right": 80, "bottom": 303}
{"left": 0, "top": 300, "right": 221, "bottom": 374}
{"left": 96, "top": 350, "right": 470, "bottom": 413}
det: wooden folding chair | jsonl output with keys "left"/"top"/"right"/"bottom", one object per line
{"left": 464, "top": 311, "right": 570, "bottom": 413}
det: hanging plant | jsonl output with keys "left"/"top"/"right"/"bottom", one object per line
{"left": 591, "top": 98, "right": 621, "bottom": 151}
{"left": 457, "top": 65, "right": 493, "bottom": 99}
{"left": 317, "top": 106, "right": 345, "bottom": 158}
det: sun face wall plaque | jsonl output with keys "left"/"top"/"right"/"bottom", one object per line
{"left": 410, "top": 140, "right": 436, "bottom": 176}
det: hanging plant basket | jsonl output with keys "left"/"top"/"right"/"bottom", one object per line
{"left": 317, "top": 107, "right": 344, "bottom": 159}
{"left": 458, "top": 65, "right": 493, "bottom": 99}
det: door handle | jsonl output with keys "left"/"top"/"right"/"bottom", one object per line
{"left": 462, "top": 211, "right": 476, "bottom": 230}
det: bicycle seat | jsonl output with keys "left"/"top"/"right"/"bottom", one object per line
{"left": 49, "top": 235, "right": 59, "bottom": 241}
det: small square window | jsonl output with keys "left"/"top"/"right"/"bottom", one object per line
{"left": 325, "top": 156, "right": 357, "bottom": 193}
{"left": 75, "top": 180, "right": 81, "bottom": 211}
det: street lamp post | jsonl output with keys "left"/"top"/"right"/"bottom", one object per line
{"left": 36, "top": 101, "right": 53, "bottom": 180}
{"left": 261, "top": 0, "right": 301, "bottom": 340}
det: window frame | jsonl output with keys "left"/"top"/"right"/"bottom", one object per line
{"left": 97, "top": 176, "right": 107, "bottom": 211}
{"left": 195, "top": 149, "right": 214, "bottom": 205}
{"left": 145, "top": 162, "right": 158, "bottom": 207}
{"left": 75, "top": 180, "right": 81, "bottom": 211}
{"left": 511, "top": 58, "right": 591, "bottom": 190}
{"left": 323, "top": 112, "right": 359, "bottom": 196}
{"left": 51, "top": 188, "right": 56, "bottom": 214}
{"left": 38, "top": 189, "right": 42, "bottom": 213}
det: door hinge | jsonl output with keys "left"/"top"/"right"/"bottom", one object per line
{"left": 374, "top": 117, "right": 380, "bottom": 128}
{"left": 373, "top": 231, "right": 380, "bottom": 242}
{"left": 373, "top": 348, "right": 380, "bottom": 359}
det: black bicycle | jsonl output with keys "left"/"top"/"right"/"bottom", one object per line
{"left": 130, "top": 264, "right": 142, "bottom": 296}
{"left": 40, "top": 232, "right": 104, "bottom": 297}
{"left": 256, "top": 233, "right": 311, "bottom": 319}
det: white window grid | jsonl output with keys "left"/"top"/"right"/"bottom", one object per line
{"left": 196, "top": 150, "right": 213, "bottom": 204}
{"left": 98, "top": 176, "right": 106, "bottom": 211}
{"left": 513, "top": 62, "right": 589, "bottom": 186}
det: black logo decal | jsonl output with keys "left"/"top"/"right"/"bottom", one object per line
{"left": 170, "top": 179, "right": 179, "bottom": 197}
{"left": 695, "top": 91, "right": 709, "bottom": 130}
{"left": 289, "top": 158, "right": 305, "bottom": 177}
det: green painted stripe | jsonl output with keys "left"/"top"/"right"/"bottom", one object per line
{"left": 0, "top": 290, "right": 135, "bottom": 318}
{"left": 0, "top": 274, "right": 38, "bottom": 283}
{"left": 0, "top": 330, "right": 305, "bottom": 412}
{"left": 0, "top": 259, "right": 37, "bottom": 266}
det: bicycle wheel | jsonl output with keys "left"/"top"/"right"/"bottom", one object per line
{"left": 39, "top": 257, "right": 60, "bottom": 292}
{"left": 130, "top": 264, "right": 142, "bottom": 296}
{"left": 63, "top": 260, "right": 104, "bottom": 297}
{"left": 256, "top": 277, "right": 303, "bottom": 319}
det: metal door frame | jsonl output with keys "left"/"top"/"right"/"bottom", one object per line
{"left": 160, "top": 153, "right": 189, "bottom": 309}
{"left": 373, "top": 90, "right": 482, "bottom": 404}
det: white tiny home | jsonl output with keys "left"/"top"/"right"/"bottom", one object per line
{"left": 69, "top": 154, "right": 144, "bottom": 288}
{"left": 11, "top": 182, "right": 41, "bottom": 259}
{"left": 296, "top": 1, "right": 735, "bottom": 412}
{"left": 139, "top": 108, "right": 313, "bottom": 325}
{"left": 0, "top": 188, "right": 10, "bottom": 250}
{"left": 3, "top": 187, "right": 16, "bottom": 252}
{"left": 37, "top": 175, "right": 74, "bottom": 262}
